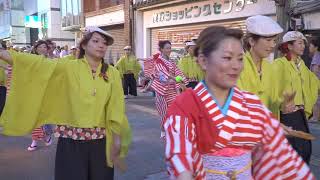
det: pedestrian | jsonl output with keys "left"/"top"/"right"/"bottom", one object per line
{"left": 53, "top": 45, "right": 61, "bottom": 57}
{"left": 27, "top": 40, "right": 53, "bottom": 151}
{"left": 309, "top": 37, "right": 320, "bottom": 122}
{"left": 64, "top": 45, "right": 79, "bottom": 60}
{"left": 275, "top": 31, "right": 319, "bottom": 164}
{"left": 238, "top": 15, "right": 287, "bottom": 118}
{"left": 150, "top": 40, "right": 188, "bottom": 136}
{"left": 59, "top": 45, "right": 69, "bottom": 58}
{"left": 0, "top": 26, "right": 131, "bottom": 180}
{"left": 178, "top": 41, "right": 204, "bottom": 89}
{"left": 46, "top": 39, "right": 59, "bottom": 59}
{"left": 115, "top": 46, "right": 141, "bottom": 99}
{"left": 163, "top": 25, "right": 314, "bottom": 180}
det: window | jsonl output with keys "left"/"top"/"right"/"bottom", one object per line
{"left": 11, "top": 0, "right": 23, "bottom": 10}
{"left": 61, "top": 0, "right": 82, "bottom": 28}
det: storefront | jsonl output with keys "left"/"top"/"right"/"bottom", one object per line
{"left": 134, "top": 0, "right": 276, "bottom": 59}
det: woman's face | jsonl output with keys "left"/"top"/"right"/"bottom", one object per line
{"left": 199, "top": 38, "right": 244, "bottom": 90}
{"left": 288, "top": 39, "right": 305, "bottom": 56}
{"left": 188, "top": 45, "right": 196, "bottom": 56}
{"left": 83, "top": 32, "right": 108, "bottom": 60}
{"left": 251, "top": 36, "right": 277, "bottom": 59}
{"left": 161, "top": 43, "right": 172, "bottom": 58}
{"left": 309, "top": 43, "right": 318, "bottom": 55}
{"left": 36, "top": 43, "right": 48, "bottom": 56}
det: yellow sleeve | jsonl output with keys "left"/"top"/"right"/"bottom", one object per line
{"left": 105, "top": 67, "right": 131, "bottom": 166}
{"left": 115, "top": 57, "right": 125, "bottom": 78}
{"left": 134, "top": 58, "right": 141, "bottom": 80}
{"left": 0, "top": 50, "right": 58, "bottom": 135}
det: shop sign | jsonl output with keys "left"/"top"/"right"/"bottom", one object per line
{"left": 143, "top": 0, "right": 275, "bottom": 28}
{"left": 152, "top": 0, "right": 257, "bottom": 23}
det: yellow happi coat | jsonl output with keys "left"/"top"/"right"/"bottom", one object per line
{"left": 177, "top": 54, "right": 204, "bottom": 82}
{"left": 0, "top": 50, "right": 131, "bottom": 167}
{"left": 115, "top": 54, "right": 141, "bottom": 80}
{"left": 274, "top": 57, "right": 320, "bottom": 117}
{"left": 238, "top": 52, "right": 285, "bottom": 118}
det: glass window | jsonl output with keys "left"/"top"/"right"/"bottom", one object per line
{"left": 11, "top": 0, "right": 23, "bottom": 10}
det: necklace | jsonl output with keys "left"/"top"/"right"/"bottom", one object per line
{"left": 92, "top": 69, "right": 97, "bottom": 96}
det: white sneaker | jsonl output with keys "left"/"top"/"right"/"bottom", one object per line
{"left": 27, "top": 145, "right": 37, "bottom": 151}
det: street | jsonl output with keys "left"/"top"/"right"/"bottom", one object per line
{"left": 0, "top": 94, "right": 320, "bottom": 180}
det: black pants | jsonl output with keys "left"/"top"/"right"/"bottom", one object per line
{"left": 123, "top": 73, "right": 137, "bottom": 96}
{"left": 186, "top": 81, "right": 198, "bottom": 89}
{"left": 0, "top": 86, "right": 6, "bottom": 116}
{"left": 280, "top": 109, "right": 312, "bottom": 164}
{"left": 55, "top": 137, "right": 114, "bottom": 180}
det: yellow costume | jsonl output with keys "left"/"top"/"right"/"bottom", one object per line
{"left": 0, "top": 50, "right": 131, "bottom": 167}
{"left": 178, "top": 54, "right": 204, "bottom": 82}
{"left": 238, "top": 52, "right": 285, "bottom": 118}
{"left": 274, "top": 57, "right": 320, "bottom": 117}
{"left": 115, "top": 54, "right": 141, "bottom": 80}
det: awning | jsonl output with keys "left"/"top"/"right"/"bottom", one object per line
{"left": 291, "top": 0, "right": 320, "bottom": 15}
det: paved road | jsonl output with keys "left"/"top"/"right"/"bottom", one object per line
{"left": 0, "top": 94, "right": 319, "bottom": 179}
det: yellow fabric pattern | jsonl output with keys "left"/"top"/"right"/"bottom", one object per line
{"left": 63, "top": 54, "right": 77, "bottom": 60}
{"left": 115, "top": 54, "right": 141, "bottom": 80}
{"left": 177, "top": 54, "right": 204, "bottom": 81}
{"left": 0, "top": 50, "right": 131, "bottom": 167}
{"left": 238, "top": 52, "right": 284, "bottom": 118}
{"left": 274, "top": 57, "right": 320, "bottom": 117}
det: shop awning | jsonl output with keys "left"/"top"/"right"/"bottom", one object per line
{"left": 291, "top": 0, "right": 320, "bottom": 15}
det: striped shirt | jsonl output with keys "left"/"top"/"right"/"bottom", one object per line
{"left": 164, "top": 82, "right": 314, "bottom": 180}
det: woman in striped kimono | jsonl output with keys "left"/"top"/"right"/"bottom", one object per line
{"left": 150, "top": 40, "right": 188, "bottom": 135}
{"left": 27, "top": 40, "right": 53, "bottom": 151}
{"left": 163, "top": 26, "right": 314, "bottom": 180}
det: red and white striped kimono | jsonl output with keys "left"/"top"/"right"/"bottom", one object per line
{"left": 164, "top": 82, "right": 314, "bottom": 180}
{"left": 150, "top": 54, "right": 187, "bottom": 123}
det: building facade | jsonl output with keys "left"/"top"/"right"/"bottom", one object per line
{"left": 0, "top": 0, "right": 31, "bottom": 46}
{"left": 83, "top": 0, "right": 132, "bottom": 64}
{"left": 133, "top": 0, "right": 277, "bottom": 59}
{"left": 37, "top": 0, "right": 75, "bottom": 47}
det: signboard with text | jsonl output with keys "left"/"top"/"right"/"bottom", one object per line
{"left": 143, "top": 0, "right": 276, "bottom": 28}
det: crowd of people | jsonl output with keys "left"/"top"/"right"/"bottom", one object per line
{"left": 0, "top": 15, "right": 319, "bottom": 179}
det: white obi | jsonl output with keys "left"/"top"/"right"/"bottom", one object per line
{"left": 202, "top": 150, "right": 252, "bottom": 180}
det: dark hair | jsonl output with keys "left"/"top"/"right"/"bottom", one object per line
{"left": 45, "top": 39, "right": 54, "bottom": 46}
{"left": 278, "top": 41, "right": 296, "bottom": 61}
{"left": 158, "top": 40, "right": 171, "bottom": 50}
{"left": 243, "top": 33, "right": 278, "bottom": 51}
{"left": 31, "top": 40, "right": 49, "bottom": 55}
{"left": 310, "top": 37, "right": 320, "bottom": 51}
{"left": 194, "top": 26, "right": 243, "bottom": 57}
{"left": 78, "top": 32, "right": 109, "bottom": 79}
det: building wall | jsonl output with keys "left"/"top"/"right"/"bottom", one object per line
{"left": 84, "top": 0, "right": 131, "bottom": 63}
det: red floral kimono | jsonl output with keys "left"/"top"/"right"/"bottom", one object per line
{"left": 164, "top": 81, "right": 314, "bottom": 180}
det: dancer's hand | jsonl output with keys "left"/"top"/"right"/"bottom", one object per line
{"left": 0, "top": 50, "right": 12, "bottom": 65}
{"left": 111, "top": 134, "right": 126, "bottom": 172}
{"left": 281, "top": 91, "right": 296, "bottom": 114}
{"left": 281, "top": 123, "right": 293, "bottom": 136}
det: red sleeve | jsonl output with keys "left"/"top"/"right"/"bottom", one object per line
{"left": 252, "top": 108, "right": 315, "bottom": 180}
